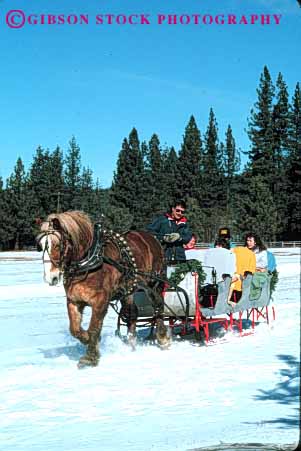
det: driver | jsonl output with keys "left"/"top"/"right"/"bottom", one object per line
{"left": 146, "top": 199, "right": 192, "bottom": 264}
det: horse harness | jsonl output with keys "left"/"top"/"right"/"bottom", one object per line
{"left": 37, "top": 222, "right": 162, "bottom": 300}
{"left": 37, "top": 221, "right": 192, "bottom": 327}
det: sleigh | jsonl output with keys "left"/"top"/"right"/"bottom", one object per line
{"left": 115, "top": 253, "right": 276, "bottom": 343}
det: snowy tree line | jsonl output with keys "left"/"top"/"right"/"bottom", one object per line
{"left": 0, "top": 66, "right": 300, "bottom": 250}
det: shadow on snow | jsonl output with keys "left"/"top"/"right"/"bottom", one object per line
{"left": 245, "top": 354, "right": 300, "bottom": 429}
{"left": 39, "top": 342, "right": 85, "bottom": 361}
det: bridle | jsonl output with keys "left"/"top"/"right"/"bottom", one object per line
{"left": 36, "top": 224, "right": 72, "bottom": 272}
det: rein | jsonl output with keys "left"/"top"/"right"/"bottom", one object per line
{"left": 39, "top": 222, "right": 165, "bottom": 300}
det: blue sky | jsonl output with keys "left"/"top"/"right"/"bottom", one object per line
{"left": 0, "top": 0, "right": 300, "bottom": 187}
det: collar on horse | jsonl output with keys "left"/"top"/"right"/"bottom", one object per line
{"left": 66, "top": 223, "right": 105, "bottom": 276}
{"left": 63, "top": 224, "right": 139, "bottom": 296}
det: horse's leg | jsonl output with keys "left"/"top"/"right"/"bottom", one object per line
{"left": 128, "top": 320, "right": 137, "bottom": 350}
{"left": 67, "top": 299, "right": 89, "bottom": 344}
{"left": 78, "top": 300, "right": 109, "bottom": 368}
{"left": 152, "top": 289, "right": 171, "bottom": 349}
{"left": 121, "top": 295, "right": 138, "bottom": 350}
{"left": 155, "top": 317, "right": 171, "bottom": 348}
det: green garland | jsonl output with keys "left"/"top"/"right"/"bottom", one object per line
{"left": 167, "top": 262, "right": 279, "bottom": 296}
{"left": 167, "top": 259, "right": 206, "bottom": 287}
{"left": 270, "top": 269, "right": 279, "bottom": 294}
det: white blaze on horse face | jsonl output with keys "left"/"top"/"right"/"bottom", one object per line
{"left": 40, "top": 235, "right": 61, "bottom": 286}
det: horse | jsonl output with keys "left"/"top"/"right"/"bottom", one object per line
{"left": 37, "top": 210, "right": 170, "bottom": 368}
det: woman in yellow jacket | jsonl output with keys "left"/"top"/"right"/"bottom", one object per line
{"left": 227, "top": 246, "right": 256, "bottom": 306}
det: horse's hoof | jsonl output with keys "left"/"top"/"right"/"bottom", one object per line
{"left": 156, "top": 327, "right": 172, "bottom": 349}
{"left": 157, "top": 337, "right": 171, "bottom": 349}
{"left": 156, "top": 332, "right": 172, "bottom": 349}
{"left": 127, "top": 333, "right": 136, "bottom": 351}
{"left": 77, "top": 354, "right": 99, "bottom": 369}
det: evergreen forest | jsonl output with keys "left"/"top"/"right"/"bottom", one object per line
{"left": 0, "top": 66, "right": 300, "bottom": 250}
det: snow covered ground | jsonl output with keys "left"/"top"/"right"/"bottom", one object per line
{"left": 0, "top": 249, "right": 299, "bottom": 451}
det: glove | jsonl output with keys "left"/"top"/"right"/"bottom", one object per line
{"left": 163, "top": 233, "right": 181, "bottom": 243}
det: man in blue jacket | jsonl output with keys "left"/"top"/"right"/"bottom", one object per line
{"left": 146, "top": 199, "right": 192, "bottom": 263}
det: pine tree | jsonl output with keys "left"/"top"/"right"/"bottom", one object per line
{"left": 93, "top": 184, "right": 132, "bottom": 231}
{"left": 28, "top": 146, "right": 51, "bottom": 218}
{"left": 104, "top": 204, "right": 134, "bottom": 233}
{"left": 161, "top": 146, "right": 178, "bottom": 207}
{"left": 247, "top": 66, "right": 275, "bottom": 177}
{"left": 0, "top": 176, "right": 6, "bottom": 249}
{"left": 4, "top": 158, "right": 32, "bottom": 249}
{"left": 177, "top": 115, "right": 203, "bottom": 201}
{"left": 223, "top": 125, "right": 241, "bottom": 180}
{"left": 197, "top": 109, "right": 226, "bottom": 239}
{"left": 78, "top": 167, "right": 95, "bottom": 214}
{"left": 64, "top": 136, "right": 82, "bottom": 210}
{"left": 145, "top": 134, "right": 166, "bottom": 220}
{"left": 111, "top": 128, "right": 145, "bottom": 228}
{"left": 49, "top": 146, "right": 65, "bottom": 213}
{"left": 202, "top": 108, "right": 225, "bottom": 208}
{"left": 288, "top": 82, "right": 301, "bottom": 153}
{"left": 236, "top": 174, "right": 278, "bottom": 240}
{"left": 272, "top": 73, "right": 290, "bottom": 161}
{"left": 88, "top": 179, "right": 106, "bottom": 222}
{"left": 286, "top": 83, "right": 301, "bottom": 238}
{"left": 271, "top": 73, "right": 290, "bottom": 235}
{"left": 128, "top": 128, "right": 146, "bottom": 226}
{"left": 222, "top": 125, "right": 241, "bottom": 224}
{"left": 28, "top": 145, "right": 65, "bottom": 217}
{"left": 111, "top": 137, "right": 133, "bottom": 211}
{"left": 185, "top": 197, "right": 208, "bottom": 242}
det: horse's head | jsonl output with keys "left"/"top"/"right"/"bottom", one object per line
{"left": 36, "top": 217, "right": 70, "bottom": 285}
{"left": 36, "top": 211, "right": 93, "bottom": 286}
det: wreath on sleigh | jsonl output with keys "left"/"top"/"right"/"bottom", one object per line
{"left": 167, "top": 259, "right": 206, "bottom": 287}
{"left": 270, "top": 269, "right": 279, "bottom": 294}
{"left": 167, "top": 260, "right": 279, "bottom": 295}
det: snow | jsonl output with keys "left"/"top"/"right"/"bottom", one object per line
{"left": 0, "top": 249, "right": 299, "bottom": 451}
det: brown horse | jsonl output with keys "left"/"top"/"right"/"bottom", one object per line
{"left": 37, "top": 210, "right": 170, "bottom": 367}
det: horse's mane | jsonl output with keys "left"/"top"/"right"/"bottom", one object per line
{"left": 46, "top": 210, "right": 93, "bottom": 258}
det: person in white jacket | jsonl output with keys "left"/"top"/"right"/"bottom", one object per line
{"left": 203, "top": 238, "right": 236, "bottom": 284}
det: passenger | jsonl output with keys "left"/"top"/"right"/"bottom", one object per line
{"left": 217, "top": 227, "right": 232, "bottom": 249}
{"left": 245, "top": 232, "right": 268, "bottom": 272}
{"left": 267, "top": 249, "right": 277, "bottom": 273}
{"left": 215, "top": 237, "right": 230, "bottom": 249}
{"left": 203, "top": 238, "right": 236, "bottom": 284}
{"left": 210, "top": 226, "right": 234, "bottom": 249}
{"left": 227, "top": 246, "right": 256, "bottom": 306}
{"left": 184, "top": 233, "right": 206, "bottom": 264}
{"left": 184, "top": 233, "right": 197, "bottom": 250}
{"left": 146, "top": 199, "right": 192, "bottom": 263}
{"left": 267, "top": 250, "right": 278, "bottom": 294}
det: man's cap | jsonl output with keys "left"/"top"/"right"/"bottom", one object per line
{"left": 218, "top": 227, "right": 231, "bottom": 239}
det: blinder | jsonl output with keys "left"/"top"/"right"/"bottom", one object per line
{"left": 36, "top": 224, "right": 72, "bottom": 270}
{"left": 36, "top": 239, "right": 43, "bottom": 252}
{"left": 36, "top": 220, "right": 59, "bottom": 252}
{"left": 35, "top": 232, "right": 45, "bottom": 252}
